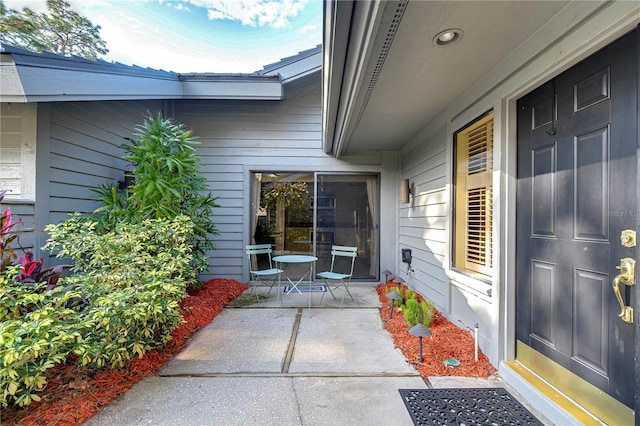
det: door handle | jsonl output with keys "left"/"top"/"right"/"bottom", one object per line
{"left": 613, "top": 257, "right": 635, "bottom": 324}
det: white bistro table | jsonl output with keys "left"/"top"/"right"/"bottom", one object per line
{"left": 272, "top": 254, "right": 318, "bottom": 310}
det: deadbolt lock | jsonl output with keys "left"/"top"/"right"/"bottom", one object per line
{"left": 621, "top": 229, "right": 636, "bottom": 248}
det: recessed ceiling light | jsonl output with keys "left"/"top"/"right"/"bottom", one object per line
{"left": 433, "top": 29, "right": 463, "bottom": 46}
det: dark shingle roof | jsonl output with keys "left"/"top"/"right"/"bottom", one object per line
{"left": 1, "top": 44, "right": 179, "bottom": 79}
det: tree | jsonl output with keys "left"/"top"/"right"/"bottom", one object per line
{"left": 0, "top": 0, "right": 107, "bottom": 59}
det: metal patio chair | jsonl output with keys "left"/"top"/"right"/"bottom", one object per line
{"left": 317, "top": 245, "right": 357, "bottom": 309}
{"left": 246, "top": 244, "right": 283, "bottom": 303}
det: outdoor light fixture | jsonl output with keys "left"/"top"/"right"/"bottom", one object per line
{"left": 118, "top": 171, "right": 135, "bottom": 190}
{"left": 400, "top": 179, "right": 411, "bottom": 204}
{"left": 382, "top": 269, "right": 394, "bottom": 283}
{"left": 409, "top": 324, "right": 432, "bottom": 362}
{"left": 433, "top": 29, "right": 463, "bottom": 47}
{"left": 386, "top": 291, "right": 402, "bottom": 320}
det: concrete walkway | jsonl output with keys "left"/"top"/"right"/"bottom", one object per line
{"left": 85, "top": 283, "right": 550, "bottom": 425}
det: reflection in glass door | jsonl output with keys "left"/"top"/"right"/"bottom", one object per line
{"left": 250, "top": 172, "right": 378, "bottom": 280}
{"left": 315, "top": 174, "right": 378, "bottom": 280}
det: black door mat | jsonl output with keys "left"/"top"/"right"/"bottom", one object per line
{"left": 399, "top": 388, "right": 543, "bottom": 426}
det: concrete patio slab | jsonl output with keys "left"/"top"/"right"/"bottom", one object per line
{"left": 289, "top": 308, "right": 416, "bottom": 374}
{"left": 240, "top": 282, "right": 382, "bottom": 310}
{"left": 84, "top": 375, "right": 427, "bottom": 426}
{"left": 160, "top": 308, "right": 299, "bottom": 375}
{"left": 84, "top": 282, "right": 554, "bottom": 425}
{"left": 84, "top": 376, "right": 302, "bottom": 426}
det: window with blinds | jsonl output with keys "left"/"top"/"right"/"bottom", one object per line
{"left": 454, "top": 113, "right": 493, "bottom": 277}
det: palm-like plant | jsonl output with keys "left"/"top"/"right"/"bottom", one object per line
{"left": 90, "top": 113, "right": 219, "bottom": 275}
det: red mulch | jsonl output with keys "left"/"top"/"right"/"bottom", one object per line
{"left": 2, "top": 279, "right": 248, "bottom": 426}
{"left": 4, "top": 279, "right": 496, "bottom": 425}
{"left": 377, "top": 281, "right": 496, "bottom": 378}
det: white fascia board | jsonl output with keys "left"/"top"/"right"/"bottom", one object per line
{"left": 0, "top": 57, "right": 27, "bottom": 102}
{"left": 180, "top": 76, "right": 282, "bottom": 100}
{"left": 5, "top": 60, "right": 283, "bottom": 102}
{"left": 265, "top": 52, "right": 322, "bottom": 84}
{"left": 323, "top": 0, "right": 353, "bottom": 154}
{"left": 17, "top": 66, "right": 183, "bottom": 102}
{"left": 324, "top": 0, "right": 384, "bottom": 157}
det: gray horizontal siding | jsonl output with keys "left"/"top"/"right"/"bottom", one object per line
{"left": 34, "top": 81, "right": 383, "bottom": 284}
{"left": 174, "top": 80, "right": 382, "bottom": 282}
{"left": 42, "top": 100, "right": 163, "bottom": 264}
{"left": 399, "top": 125, "right": 449, "bottom": 310}
{"left": 47, "top": 100, "right": 163, "bottom": 214}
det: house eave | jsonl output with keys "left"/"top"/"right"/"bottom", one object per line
{"left": 1, "top": 63, "right": 284, "bottom": 102}
{"left": 180, "top": 74, "right": 283, "bottom": 100}
{"left": 0, "top": 46, "right": 285, "bottom": 102}
{"left": 258, "top": 44, "right": 322, "bottom": 85}
{"left": 322, "top": 0, "right": 385, "bottom": 157}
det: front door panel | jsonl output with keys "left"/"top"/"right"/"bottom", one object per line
{"left": 516, "top": 31, "right": 637, "bottom": 409}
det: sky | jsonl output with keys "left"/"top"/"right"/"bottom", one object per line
{"left": 3, "top": 0, "right": 323, "bottom": 73}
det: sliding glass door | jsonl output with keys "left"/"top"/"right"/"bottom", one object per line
{"left": 250, "top": 172, "right": 378, "bottom": 280}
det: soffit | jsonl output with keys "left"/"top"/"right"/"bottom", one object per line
{"left": 340, "top": 1, "right": 569, "bottom": 154}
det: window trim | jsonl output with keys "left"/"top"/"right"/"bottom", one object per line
{"left": 0, "top": 103, "right": 37, "bottom": 201}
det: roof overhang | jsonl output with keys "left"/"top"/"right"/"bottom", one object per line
{"left": 257, "top": 45, "right": 322, "bottom": 85}
{"left": 0, "top": 44, "right": 323, "bottom": 103}
{"left": 322, "top": 1, "right": 640, "bottom": 157}
{"left": 322, "top": 0, "right": 382, "bottom": 156}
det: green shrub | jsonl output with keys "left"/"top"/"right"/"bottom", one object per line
{"left": 0, "top": 190, "right": 72, "bottom": 407}
{"left": 0, "top": 286, "right": 84, "bottom": 407}
{"left": 44, "top": 214, "right": 195, "bottom": 368}
{"left": 1, "top": 264, "right": 25, "bottom": 320}
{"left": 421, "top": 299, "right": 435, "bottom": 327}
{"left": 403, "top": 298, "right": 422, "bottom": 327}
{"left": 44, "top": 214, "right": 196, "bottom": 287}
{"left": 0, "top": 214, "right": 197, "bottom": 408}
{"left": 404, "top": 289, "right": 416, "bottom": 302}
{"left": 71, "top": 278, "right": 185, "bottom": 369}
{"left": 89, "top": 113, "right": 219, "bottom": 276}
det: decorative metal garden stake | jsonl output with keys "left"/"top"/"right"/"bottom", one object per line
{"left": 386, "top": 291, "right": 402, "bottom": 320}
{"left": 409, "top": 324, "right": 432, "bottom": 362}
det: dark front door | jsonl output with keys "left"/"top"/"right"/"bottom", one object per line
{"left": 516, "top": 31, "right": 637, "bottom": 411}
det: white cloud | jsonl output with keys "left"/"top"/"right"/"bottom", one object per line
{"left": 187, "top": 0, "right": 307, "bottom": 28}
{"left": 297, "top": 24, "right": 316, "bottom": 34}
{"left": 173, "top": 3, "right": 190, "bottom": 11}
{"left": 3, "top": 0, "right": 320, "bottom": 73}
{"left": 3, "top": 0, "right": 48, "bottom": 13}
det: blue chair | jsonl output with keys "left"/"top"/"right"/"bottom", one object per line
{"left": 246, "top": 244, "right": 283, "bottom": 303}
{"left": 317, "top": 245, "right": 357, "bottom": 309}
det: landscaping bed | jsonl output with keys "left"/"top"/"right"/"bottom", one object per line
{"left": 377, "top": 281, "right": 496, "bottom": 378}
{"left": 4, "top": 280, "right": 495, "bottom": 425}
{"left": 3, "top": 278, "right": 248, "bottom": 425}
